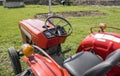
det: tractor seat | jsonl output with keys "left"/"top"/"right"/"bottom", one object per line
{"left": 84, "top": 49, "right": 120, "bottom": 76}
{"left": 63, "top": 52, "right": 102, "bottom": 76}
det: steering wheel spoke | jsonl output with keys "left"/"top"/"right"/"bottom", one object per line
{"left": 56, "top": 19, "right": 63, "bottom": 25}
{"left": 62, "top": 23, "right": 69, "bottom": 27}
{"left": 47, "top": 19, "right": 55, "bottom": 26}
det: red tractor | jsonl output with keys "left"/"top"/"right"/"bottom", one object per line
{"left": 77, "top": 23, "right": 120, "bottom": 76}
{"left": 18, "top": 16, "right": 72, "bottom": 65}
{"left": 19, "top": 16, "right": 72, "bottom": 53}
{"left": 8, "top": 16, "right": 120, "bottom": 76}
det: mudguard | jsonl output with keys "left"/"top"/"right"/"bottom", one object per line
{"left": 23, "top": 54, "right": 70, "bottom": 76}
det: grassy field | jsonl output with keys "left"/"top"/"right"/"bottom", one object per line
{"left": 0, "top": 5, "right": 120, "bottom": 75}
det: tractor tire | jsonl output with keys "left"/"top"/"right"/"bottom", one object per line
{"left": 8, "top": 47, "right": 22, "bottom": 75}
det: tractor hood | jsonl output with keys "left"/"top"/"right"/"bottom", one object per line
{"left": 23, "top": 54, "right": 70, "bottom": 76}
{"left": 19, "top": 19, "right": 51, "bottom": 35}
{"left": 19, "top": 18, "right": 67, "bottom": 49}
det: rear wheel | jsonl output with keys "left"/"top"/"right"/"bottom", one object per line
{"left": 8, "top": 47, "right": 22, "bottom": 75}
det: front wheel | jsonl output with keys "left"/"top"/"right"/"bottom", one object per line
{"left": 8, "top": 47, "right": 22, "bottom": 75}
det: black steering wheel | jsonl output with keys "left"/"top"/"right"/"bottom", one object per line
{"left": 44, "top": 16, "right": 72, "bottom": 37}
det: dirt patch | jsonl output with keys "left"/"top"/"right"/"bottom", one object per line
{"left": 35, "top": 10, "right": 106, "bottom": 19}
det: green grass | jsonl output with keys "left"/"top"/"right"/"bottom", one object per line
{"left": 0, "top": 5, "right": 120, "bottom": 75}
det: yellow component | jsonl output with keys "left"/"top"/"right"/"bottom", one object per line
{"left": 22, "top": 44, "right": 34, "bottom": 57}
{"left": 99, "top": 23, "right": 107, "bottom": 29}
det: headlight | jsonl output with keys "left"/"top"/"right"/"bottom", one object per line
{"left": 21, "top": 44, "right": 34, "bottom": 57}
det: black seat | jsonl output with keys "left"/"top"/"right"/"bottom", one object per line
{"left": 63, "top": 52, "right": 102, "bottom": 76}
{"left": 84, "top": 49, "right": 120, "bottom": 76}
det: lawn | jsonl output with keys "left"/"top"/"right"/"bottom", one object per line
{"left": 0, "top": 5, "right": 120, "bottom": 75}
